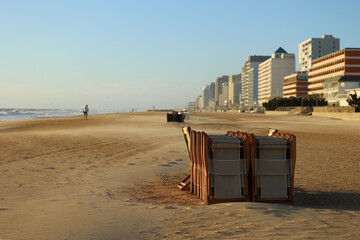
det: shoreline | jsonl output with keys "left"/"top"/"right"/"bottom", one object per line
{"left": 0, "top": 110, "right": 141, "bottom": 122}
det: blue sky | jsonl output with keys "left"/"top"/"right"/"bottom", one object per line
{"left": 1, "top": 0, "right": 359, "bottom": 110}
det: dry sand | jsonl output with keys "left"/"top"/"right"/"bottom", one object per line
{"left": 0, "top": 112, "right": 359, "bottom": 239}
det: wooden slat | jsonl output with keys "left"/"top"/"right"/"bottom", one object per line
{"left": 182, "top": 126, "right": 191, "bottom": 162}
{"left": 190, "top": 130, "right": 196, "bottom": 194}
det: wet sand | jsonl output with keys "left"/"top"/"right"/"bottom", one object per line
{"left": 0, "top": 112, "right": 359, "bottom": 239}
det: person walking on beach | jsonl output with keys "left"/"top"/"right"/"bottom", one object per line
{"left": 82, "top": 104, "right": 89, "bottom": 120}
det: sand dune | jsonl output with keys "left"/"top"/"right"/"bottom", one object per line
{"left": 0, "top": 112, "right": 359, "bottom": 239}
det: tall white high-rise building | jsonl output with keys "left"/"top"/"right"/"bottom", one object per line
{"left": 215, "top": 75, "right": 229, "bottom": 106}
{"left": 210, "top": 82, "right": 215, "bottom": 101}
{"left": 196, "top": 95, "right": 203, "bottom": 110}
{"left": 221, "top": 82, "right": 229, "bottom": 106}
{"left": 298, "top": 35, "right": 340, "bottom": 72}
{"left": 258, "top": 48, "right": 295, "bottom": 105}
{"left": 241, "top": 55, "right": 270, "bottom": 109}
{"left": 228, "top": 74, "right": 241, "bottom": 106}
{"left": 202, "top": 85, "right": 210, "bottom": 109}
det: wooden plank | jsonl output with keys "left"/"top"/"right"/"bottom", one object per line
{"left": 190, "top": 131, "right": 196, "bottom": 194}
{"left": 204, "top": 133, "right": 209, "bottom": 204}
{"left": 252, "top": 138, "right": 259, "bottom": 201}
{"left": 201, "top": 132, "right": 205, "bottom": 202}
{"left": 182, "top": 127, "right": 191, "bottom": 161}
{"left": 178, "top": 181, "right": 190, "bottom": 190}
{"left": 196, "top": 131, "right": 201, "bottom": 198}
{"left": 192, "top": 131, "right": 197, "bottom": 196}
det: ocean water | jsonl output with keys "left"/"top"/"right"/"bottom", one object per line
{"left": 0, "top": 108, "right": 127, "bottom": 121}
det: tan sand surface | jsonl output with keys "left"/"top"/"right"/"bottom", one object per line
{"left": 0, "top": 112, "right": 359, "bottom": 239}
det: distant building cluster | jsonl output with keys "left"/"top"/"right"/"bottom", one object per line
{"left": 191, "top": 34, "right": 360, "bottom": 110}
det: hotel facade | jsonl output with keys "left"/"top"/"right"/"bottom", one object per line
{"left": 228, "top": 74, "right": 241, "bottom": 106}
{"left": 298, "top": 35, "right": 340, "bottom": 72}
{"left": 215, "top": 75, "right": 229, "bottom": 107}
{"left": 283, "top": 72, "right": 309, "bottom": 98}
{"left": 241, "top": 55, "right": 270, "bottom": 109}
{"left": 258, "top": 48, "right": 295, "bottom": 105}
{"left": 202, "top": 85, "right": 210, "bottom": 109}
{"left": 308, "top": 48, "right": 360, "bottom": 105}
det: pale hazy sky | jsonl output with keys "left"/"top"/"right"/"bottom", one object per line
{"left": 1, "top": 0, "right": 360, "bottom": 110}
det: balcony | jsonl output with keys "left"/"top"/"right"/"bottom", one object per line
{"left": 325, "top": 93, "right": 348, "bottom": 102}
{"left": 323, "top": 86, "right": 339, "bottom": 93}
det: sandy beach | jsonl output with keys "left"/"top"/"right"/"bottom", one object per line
{"left": 0, "top": 112, "right": 359, "bottom": 239}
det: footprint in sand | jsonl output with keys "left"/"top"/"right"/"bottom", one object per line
{"left": 246, "top": 206, "right": 267, "bottom": 210}
{"left": 176, "top": 159, "right": 183, "bottom": 162}
{"left": 167, "top": 162, "right": 177, "bottom": 165}
{"left": 164, "top": 206, "right": 177, "bottom": 209}
{"left": 44, "top": 167, "right": 56, "bottom": 170}
{"left": 0, "top": 208, "right": 9, "bottom": 211}
{"left": 147, "top": 206, "right": 159, "bottom": 209}
{"left": 127, "top": 203, "right": 138, "bottom": 206}
{"left": 161, "top": 164, "right": 172, "bottom": 167}
{"left": 128, "top": 163, "right": 136, "bottom": 165}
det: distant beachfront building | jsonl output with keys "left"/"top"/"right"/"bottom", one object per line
{"left": 283, "top": 72, "right": 309, "bottom": 98}
{"left": 196, "top": 95, "right": 204, "bottom": 110}
{"left": 308, "top": 48, "right": 360, "bottom": 105}
{"left": 215, "top": 76, "right": 229, "bottom": 106}
{"left": 228, "top": 74, "right": 241, "bottom": 106}
{"left": 258, "top": 48, "right": 295, "bottom": 106}
{"left": 210, "top": 82, "right": 216, "bottom": 101}
{"left": 241, "top": 55, "right": 270, "bottom": 109}
{"left": 202, "top": 85, "right": 210, "bottom": 109}
{"left": 298, "top": 35, "right": 340, "bottom": 72}
{"left": 220, "top": 82, "right": 229, "bottom": 106}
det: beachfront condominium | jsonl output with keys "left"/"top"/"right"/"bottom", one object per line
{"left": 308, "top": 48, "right": 360, "bottom": 105}
{"left": 202, "top": 85, "right": 210, "bottom": 109}
{"left": 258, "top": 48, "right": 295, "bottom": 105}
{"left": 298, "top": 35, "right": 340, "bottom": 72}
{"left": 283, "top": 72, "right": 309, "bottom": 98}
{"left": 241, "top": 55, "right": 270, "bottom": 109}
{"left": 196, "top": 95, "right": 204, "bottom": 110}
{"left": 215, "top": 75, "right": 229, "bottom": 106}
{"left": 208, "top": 82, "right": 216, "bottom": 110}
{"left": 228, "top": 74, "right": 241, "bottom": 106}
{"left": 210, "top": 82, "right": 216, "bottom": 101}
{"left": 220, "top": 82, "right": 229, "bottom": 107}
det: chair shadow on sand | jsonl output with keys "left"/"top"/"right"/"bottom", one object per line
{"left": 294, "top": 187, "right": 360, "bottom": 211}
